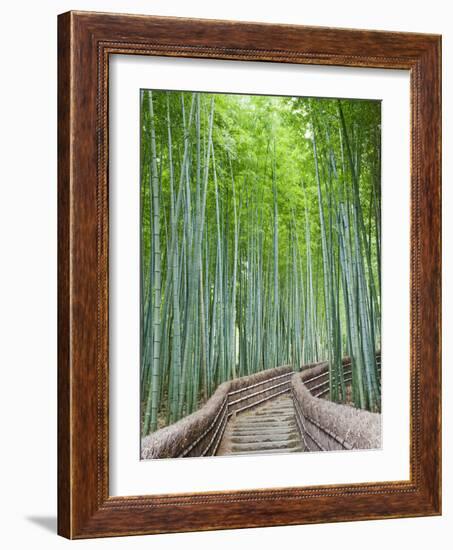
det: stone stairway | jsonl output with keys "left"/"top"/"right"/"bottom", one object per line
{"left": 216, "top": 394, "right": 304, "bottom": 456}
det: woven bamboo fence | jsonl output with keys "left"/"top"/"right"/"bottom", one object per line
{"left": 291, "top": 360, "right": 381, "bottom": 452}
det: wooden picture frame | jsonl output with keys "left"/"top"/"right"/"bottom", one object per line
{"left": 58, "top": 10, "right": 441, "bottom": 539}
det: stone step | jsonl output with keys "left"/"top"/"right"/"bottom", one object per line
{"left": 230, "top": 446, "right": 304, "bottom": 455}
{"left": 255, "top": 404, "right": 293, "bottom": 410}
{"left": 254, "top": 410, "right": 294, "bottom": 418}
{"left": 230, "top": 433, "right": 299, "bottom": 444}
{"left": 236, "top": 416, "right": 295, "bottom": 425}
{"left": 257, "top": 402, "right": 293, "bottom": 408}
{"left": 215, "top": 394, "right": 304, "bottom": 456}
{"left": 235, "top": 422, "right": 296, "bottom": 431}
{"left": 230, "top": 438, "right": 301, "bottom": 452}
{"left": 231, "top": 427, "right": 297, "bottom": 435}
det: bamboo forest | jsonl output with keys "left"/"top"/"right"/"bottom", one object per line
{"left": 140, "top": 90, "right": 381, "bottom": 437}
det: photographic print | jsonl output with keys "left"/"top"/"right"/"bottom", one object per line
{"left": 58, "top": 13, "right": 441, "bottom": 537}
{"left": 140, "top": 90, "right": 381, "bottom": 459}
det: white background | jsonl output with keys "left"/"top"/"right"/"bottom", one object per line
{"left": 110, "top": 57, "right": 410, "bottom": 495}
{"left": 0, "top": 0, "right": 450, "bottom": 548}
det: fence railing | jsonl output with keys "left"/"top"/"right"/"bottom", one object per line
{"left": 291, "top": 357, "right": 381, "bottom": 452}
{"left": 302, "top": 354, "right": 381, "bottom": 399}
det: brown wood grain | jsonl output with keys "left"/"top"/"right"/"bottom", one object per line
{"left": 57, "top": 10, "right": 441, "bottom": 539}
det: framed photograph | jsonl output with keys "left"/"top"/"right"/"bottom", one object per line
{"left": 58, "top": 11, "right": 441, "bottom": 538}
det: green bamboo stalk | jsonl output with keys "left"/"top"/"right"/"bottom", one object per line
{"left": 142, "top": 91, "right": 162, "bottom": 435}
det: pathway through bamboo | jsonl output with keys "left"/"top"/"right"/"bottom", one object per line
{"left": 216, "top": 394, "right": 304, "bottom": 455}
{"left": 141, "top": 358, "right": 381, "bottom": 460}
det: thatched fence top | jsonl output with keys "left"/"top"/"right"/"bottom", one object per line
{"left": 291, "top": 362, "right": 381, "bottom": 452}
